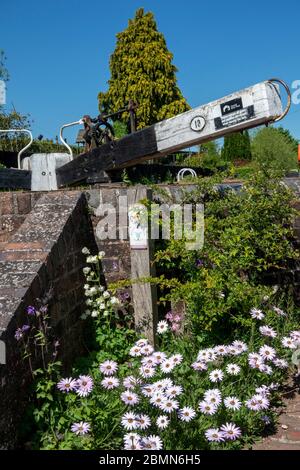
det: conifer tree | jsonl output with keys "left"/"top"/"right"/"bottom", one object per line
{"left": 98, "top": 8, "right": 189, "bottom": 130}
{"left": 222, "top": 130, "right": 252, "bottom": 161}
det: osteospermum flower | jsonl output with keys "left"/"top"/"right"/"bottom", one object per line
{"left": 141, "top": 356, "right": 158, "bottom": 367}
{"left": 101, "top": 377, "right": 119, "bottom": 390}
{"left": 121, "top": 391, "right": 140, "bottom": 406}
{"left": 232, "top": 340, "right": 248, "bottom": 353}
{"left": 281, "top": 337, "right": 297, "bottom": 349}
{"left": 136, "top": 414, "right": 151, "bottom": 430}
{"left": 192, "top": 361, "right": 208, "bottom": 371}
{"left": 215, "top": 345, "right": 228, "bottom": 356}
{"left": 248, "top": 353, "right": 264, "bottom": 369}
{"left": 205, "top": 428, "right": 224, "bottom": 442}
{"left": 156, "top": 415, "right": 170, "bottom": 429}
{"left": 121, "top": 412, "right": 138, "bottom": 430}
{"left": 136, "top": 338, "right": 148, "bottom": 347}
{"left": 71, "top": 421, "right": 91, "bottom": 435}
{"left": 220, "top": 422, "right": 242, "bottom": 441}
{"left": 273, "top": 358, "right": 289, "bottom": 369}
{"left": 124, "top": 433, "right": 142, "bottom": 450}
{"left": 139, "top": 366, "right": 156, "bottom": 379}
{"left": 170, "top": 354, "right": 183, "bottom": 365}
{"left": 123, "top": 376, "right": 138, "bottom": 389}
{"left": 252, "top": 394, "right": 270, "bottom": 410}
{"left": 209, "top": 369, "right": 224, "bottom": 383}
{"left": 165, "top": 385, "right": 183, "bottom": 398}
{"left": 273, "top": 306, "right": 286, "bottom": 317}
{"left": 160, "top": 399, "right": 179, "bottom": 413}
{"left": 160, "top": 359, "right": 175, "bottom": 374}
{"left": 179, "top": 407, "right": 196, "bottom": 422}
{"left": 141, "top": 384, "right": 156, "bottom": 397}
{"left": 153, "top": 351, "right": 167, "bottom": 364}
{"left": 204, "top": 389, "right": 222, "bottom": 402}
{"left": 142, "top": 435, "right": 163, "bottom": 450}
{"left": 259, "top": 364, "right": 273, "bottom": 375}
{"left": 250, "top": 308, "right": 264, "bottom": 320}
{"left": 99, "top": 360, "right": 118, "bottom": 375}
{"left": 259, "top": 345, "right": 276, "bottom": 361}
{"left": 199, "top": 401, "right": 217, "bottom": 415}
{"left": 255, "top": 385, "right": 270, "bottom": 396}
{"left": 226, "top": 364, "right": 241, "bottom": 375}
{"left": 245, "top": 397, "right": 261, "bottom": 411}
{"left": 224, "top": 396, "right": 242, "bottom": 411}
{"left": 57, "top": 377, "right": 77, "bottom": 393}
{"left": 259, "top": 326, "right": 277, "bottom": 338}
{"left": 157, "top": 320, "right": 169, "bottom": 334}
{"left": 76, "top": 375, "right": 94, "bottom": 397}
{"left": 129, "top": 345, "right": 142, "bottom": 357}
{"left": 140, "top": 345, "right": 154, "bottom": 356}
{"left": 150, "top": 393, "right": 167, "bottom": 408}
{"left": 290, "top": 331, "right": 300, "bottom": 344}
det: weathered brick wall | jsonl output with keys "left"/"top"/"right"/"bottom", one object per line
{"left": 0, "top": 191, "right": 98, "bottom": 448}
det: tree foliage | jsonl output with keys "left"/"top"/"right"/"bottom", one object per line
{"left": 98, "top": 8, "right": 189, "bottom": 130}
{"left": 251, "top": 126, "right": 297, "bottom": 173}
{"left": 221, "top": 130, "right": 252, "bottom": 162}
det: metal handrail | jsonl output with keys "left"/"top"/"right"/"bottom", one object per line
{"left": 0, "top": 128, "right": 33, "bottom": 169}
{"left": 59, "top": 119, "right": 83, "bottom": 160}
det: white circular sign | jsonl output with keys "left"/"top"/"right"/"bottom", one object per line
{"left": 190, "top": 115, "right": 206, "bottom": 132}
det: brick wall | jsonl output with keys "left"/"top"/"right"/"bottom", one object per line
{"left": 0, "top": 191, "right": 98, "bottom": 448}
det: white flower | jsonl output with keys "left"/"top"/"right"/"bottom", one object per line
{"left": 142, "top": 435, "right": 163, "bottom": 450}
{"left": 91, "top": 310, "right": 98, "bottom": 318}
{"left": 86, "top": 255, "right": 98, "bottom": 263}
{"left": 281, "top": 337, "right": 297, "bottom": 349}
{"left": 153, "top": 351, "right": 167, "bottom": 364}
{"left": 82, "top": 247, "right": 90, "bottom": 255}
{"left": 199, "top": 401, "right": 217, "bottom": 415}
{"left": 121, "top": 413, "right": 138, "bottom": 430}
{"left": 169, "top": 354, "right": 183, "bottom": 365}
{"left": 140, "top": 345, "right": 154, "bottom": 356}
{"left": 259, "top": 345, "right": 276, "bottom": 361}
{"left": 103, "top": 291, "right": 110, "bottom": 299}
{"left": 220, "top": 422, "right": 242, "bottom": 440}
{"left": 160, "top": 359, "right": 175, "bottom": 374}
{"left": 214, "top": 345, "right": 228, "bottom": 356}
{"left": 157, "top": 320, "right": 169, "bottom": 334}
{"left": 139, "top": 366, "right": 156, "bottom": 379}
{"left": 192, "top": 361, "right": 208, "bottom": 371}
{"left": 110, "top": 296, "right": 119, "bottom": 305}
{"left": 136, "top": 414, "right": 151, "bottom": 430}
{"left": 98, "top": 251, "right": 105, "bottom": 258}
{"left": 273, "top": 358, "right": 288, "bottom": 369}
{"left": 259, "top": 326, "right": 277, "bottom": 338}
{"left": 86, "top": 299, "right": 93, "bottom": 306}
{"left": 141, "top": 384, "right": 156, "bottom": 397}
{"left": 250, "top": 308, "right": 264, "bottom": 320}
{"left": 101, "top": 377, "right": 119, "bottom": 389}
{"left": 209, "top": 369, "right": 224, "bottom": 383}
{"left": 83, "top": 267, "right": 91, "bottom": 274}
{"left": 84, "top": 284, "right": 90, "bottom": 290}
{"left": 226, "top": 364, "right": 241, "bottom": 375}
{"left": 99, "top": 360, "right": 118, "bottom": 376}
{"left": 205, "top": 428, "right": 224, "bottom": 442}
{"left": 123, "top": 376, "right": 138, "bottom": 389}
{"left": 252, "top": 394, "right": 270, "bottom": 410}
{"left": 165, "top": 385, "right": 183, "bottom": 398}
{"left": 136, "top": 339, "right": 148, "bottom": 347}
{"left": 204, "top": 389, "right": 222, "bottom": 407}
{"left": 224, "top": 396, "right": 241, "bottom": 411}
{"left": 129, "top": 346, "right": 142, "bottom": 357}
{"left": 159, "top": 399, "right": 179, "bottom": 413}
{"left": 150, "top": 393, "right": 167, "bottom": 408}
{"left": 156, "top": 415, "right": 169, "bottom": 429}
{"left": 141, "top": 356, "right": 158, "bottom": 367}
{"left": 121, "top": 391, "right": 140, "bottom": 406}
{"left": 273, "top": 306, "right": 286, "bottom": 317}
{"left": 178, "top": 407, "right": 196, "bottom": 422}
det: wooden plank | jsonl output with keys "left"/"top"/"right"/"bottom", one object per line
{"left": 0, "top": 168, "right": 31, "bottom": 190}
{"left": 56, "top": 81, "right": 282, "bottom": 187}
{"left": 128, "top": 187, "right": 158, "bottom": 345}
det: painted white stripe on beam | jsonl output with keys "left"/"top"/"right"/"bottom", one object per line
{"left": 155, "top": 81, "right": 282, "bottom": 153}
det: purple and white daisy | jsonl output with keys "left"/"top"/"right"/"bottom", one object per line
{"left": 129, "top": 345, "right": 142, "bottom": 357}
{"left": 224, "top": 396, "right": 242, "bottom": 411}
{"left": 250, "top": 308, "right": 264, "bottom": 320}
{"left": 150, "top": 393, "right": 167, "bottom": 408}
{"left": 281, "top": 336, "right": 297, "bottom": 349}
{"left": 160, "top": 359, "right": 175, "bottom": 374}
{"left": 259, "top": 345, "right": 276, "bottom": 361}
{"left": 101, "top": 376, "right": 119, "bottom": 390}
{"left": 170, "top": 353, "right": 183, "bottom": 365}
{"left": 273, "top": 306, "right": 286, "bottom": 317}
{"left": 259, "top": 326, "right": 277, "bottom": 338}
{"left": 252, "top": 394, "right": 270, "bottom": 410}
{"left": 156, "top": 415, "right": 169, "bottom": 429}
{"left": 214, "top": 345, "right": 228, "bottom": 356}
{"left": 273, "top": 358, "right": 289, "bottom": 369}
{"left": 199, "top": 401, "right": 217, "bottom": 415}
{"left": 123, "top": 376, "right": 138, "bottom": 389}
{"left": 259, "top": 364, "right": 273, "bottom": 375}
{"left": 57, "top": 377, "right": 77, "bottom": 393}
{"left": 121, "top": 391, "right": 140, "bottom": 406}
{"left": 290, "top": 330, "right": 300, "bottom": 345}
{"left": 121, "top": 412, "right": 138, "bottom": 430}
{"left": 205, "top": 428, "right": 224, "bottom": 442}
{"left": 136, "top": 414, "right": 151, "bottom": 430}
{"left": 99, "top": 360, "right": 118, "bottom": 376}
{"left": 165, "top": 385, "right": 183, "bottom": 398}
{"left": 209, "top": 369, "right": 224, "bottom": 383}
{"left": 226, "top": 363, "right": 241, "bottom": 375}
{"left": 71, "top": 421, "right": 91, "bottom": 435}
{"left": 141, "top": 356, "right": 158, "bottom": 367}
{"left": 153, "top": 351, "right": 167, "bottom": 364}
{"left": 159, "top": 399, "right": 179, "bottom": 413}
{"left": 27, "top": 306, "right": 36, "bottom": 316}
{"left": 124, "top": 433, "right": 142, "bottom": 450}
{"left": 246, "top": 397, "right": 261, "bottom": 411}
{"left": 204, "top": 389, "right": 222, "bottom": 407}
{"left": 142, "top": 435, "right": 163, "bottom": 450}
{"left": 192, "top": 361, "right": 208, "bottom": 371}
{"left": 140, "top": 344, "right": 154, "bottom": 356}
{"left": 159, "top": 378, "right": 173, "bottom": 389}
{"left": 178, "top": 407, "right": 196, "bottom": 422}
{"left": 136, "top": 338, "right": 148, "bottom": 348}
{"left": 141, "top": 384, "right": 156, "bottom": 397}
{"left": 157, "top": 320, "right": 169, "bottom": 334}
{"left": 139, "top": 365, "right": 156, "bottom": 379}
{"left": 232, "top": 340, "right": 248, "bottom": 353}
{"left": 255, "top": 385, "right": 270, "bottom": 396}
{"left": 220, "top": 422, "right": 242, "bottom": 441}
{"left": 248, "top": 353, "right": 264, "bottom": 369}
{"left": 76, "top": 375, "right": 94, "bottom": 397}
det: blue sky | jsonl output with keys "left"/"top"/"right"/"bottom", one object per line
{"left": 1, "top": 0, "right": 300, "bottom": 144}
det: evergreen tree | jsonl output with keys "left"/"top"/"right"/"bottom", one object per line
{"left": 222, "top": 130, "right": 252, "bottom": 161}
{"left": 98, "top": 8, "right": 189, "bottom": 130}
{"left": 276, "top": 126, "right": 298, "bottom": 153}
